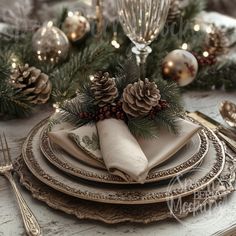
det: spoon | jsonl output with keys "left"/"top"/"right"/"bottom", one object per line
{"left": 219, "top": 101, "right": 236, "bottom": 128}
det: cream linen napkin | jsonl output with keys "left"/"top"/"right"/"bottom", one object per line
{"left": 48, "top": 118, "right": 201, "bottom": 183}
{"left": 97, "top": 119, "right": 148, "bottom": 183}
{"left": 48, "top": 122, "right": 105, "bottom": 169}
{"left": 138, "top": 118, "right": 202, "bottom": 171}
{"left": 97, "top": 118, "right": 201, "bottom": 183}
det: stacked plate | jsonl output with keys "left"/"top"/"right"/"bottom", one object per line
{"left": 17, "top": 116, "right": 228, "bottom": 222}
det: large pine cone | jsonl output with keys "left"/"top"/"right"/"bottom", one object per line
{"left": 91, "top": 72, "right": 118, "bottom": 107}
{"left": 122, "top": 78, "right": 161, "bottom": 118}
{"left": 10, "top": 64, "right": 52, "bottom": 104}
{"left": 167, "top": 0, "right": 181, "bottom": 23}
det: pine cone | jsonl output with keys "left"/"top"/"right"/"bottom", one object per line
{"left": 122, "top": 78, "right": 161, "bottom": 118}
{"left": 167, "top": 0, "right": 181, "bottom": 23}
{"left": 91, "top": 72, "right": 118, "bottom": 107}
{"left": 10, "top": 64, "right": 52, "bottom": 104}
{"left": 208, "top": 26, "right": 229, "bottom": 56}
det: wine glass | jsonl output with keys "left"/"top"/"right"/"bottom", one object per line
{"left": 117, "top": 0, "right": 170, "bottom": 79}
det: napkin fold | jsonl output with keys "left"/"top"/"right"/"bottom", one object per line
{"left": 97, "top": 119, "right": 148, "bottom": 183}
{"left": 138, "top": 118, "right": 202, "bottom": 171}
{"left": 48, "top": 118, "right": 201, "bottom": 183}
{"left": 48, "top": 122, "right": 105, "bottom": 169}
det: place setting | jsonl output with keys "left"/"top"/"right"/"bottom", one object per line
{"left": 0, "top": 0, "right": 236, "bottom": 235}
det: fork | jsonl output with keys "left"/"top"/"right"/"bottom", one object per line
{"left": 0, "top": 133, "right": 42, "bottom": 236}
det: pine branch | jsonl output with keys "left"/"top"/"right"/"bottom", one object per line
{"left": 58, "top": 96, "right": 94, "bottom": 127}
{"left": 55, "top": 8, "right": 68, "bottom": 29}
{"left": 115, "top": 58, "right": 140, "bottom": 98}
{"left": 190, "top": 60, "right": 236, "bottom": 90}
{"left": 128, "top": 118, "right": 158, "bottom": 139}
{"left": 50, "top": 41, "right": 115, "bottom": 103}
{"left": 182, "top": 0, "right": 206, "bottom": 22}
{"left": 0, "top": 86, "right": 33, "bottom": 117}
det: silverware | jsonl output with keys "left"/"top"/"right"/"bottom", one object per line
{"left": 187, "top": 111, "right": 236, "bottom": 153}
{"left": 219, "top": 100, "right": 236, "bottom": 129}
{"left": 0, "top": 133, "right": 42, "bottom": 236}
{"left": 212, "top": 223, "right": 236, "bottom": 236}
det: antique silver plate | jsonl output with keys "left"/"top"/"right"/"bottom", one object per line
{"left": 21, "top": 119, "right": 225, "bottom": 205}
{"left": 15, "top": 149, "right": 235, "bottom": 224}
{"left": 40, "top": 122, "right": 209, "bottom": 184}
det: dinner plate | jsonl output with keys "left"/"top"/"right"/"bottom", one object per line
{"left": 22, "top": 119, "right": 225, "bottom": 205}
{"left": 15, "top": 150, "right": 236, "bottom": 224}
{"left": 40, "top": 122, "right": 209, "bottom": 184}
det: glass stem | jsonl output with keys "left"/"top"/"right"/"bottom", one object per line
{"left": 132, "top": 46, "right": 152, "bottom": 80}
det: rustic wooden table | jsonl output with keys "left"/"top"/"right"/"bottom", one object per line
{"left": 0, "top": 90, "right": 236, "bottom": 236}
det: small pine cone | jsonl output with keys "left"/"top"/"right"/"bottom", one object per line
{"left": 91, "top": 72, "right": 118, "bottom": 107}
{"left": 122, "top": 78, "right": 161, "bottom": 118}
{"left": 208, "top": 26, "right": 229, "bottom": 56}
{"left": 167, "top": 0, "right": 182, "bottom": 23}
{"left": 10, "top": 64, "right": 52, "bottom": 104}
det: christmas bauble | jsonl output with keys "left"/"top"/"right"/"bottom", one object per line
{"left": 32, "top": 22, "right": 70, "bottom": 63}
{"left": 62, "top": 12, "right": 90, "bottom": 42}
{"left": 162, "top": 49, "right": 198, "bottom": 87}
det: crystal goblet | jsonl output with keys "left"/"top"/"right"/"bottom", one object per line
{"left": 117, "top": 0, "right": 170, "bottom": 79}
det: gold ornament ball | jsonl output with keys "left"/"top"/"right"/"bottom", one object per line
{"left": 162, "top": 49, "right": 198, "bottom": 87}
{"left": 62, "top": 12, "right": 90, "bottom": 42}
{"left": 32, "top": 22, "right": 70, "bottom": 63}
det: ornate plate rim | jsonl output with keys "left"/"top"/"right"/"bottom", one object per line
{"left": 22, "top": 119, "right": 225, "bottom": 205}
{"left": 40, "top": 121, "right": 209, "bottom": 184}
{"left": 15, "top": 149, "right": 235, "bottom": 224}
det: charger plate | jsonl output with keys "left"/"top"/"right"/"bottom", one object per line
{"left": 21, "top": 119, "right": 225, "bottom": 205}
{"left": 15, "top": 150, "right": 235, "bottom": 224}
{"left": 40, "top": 123, "right": 209, "bottom": 184}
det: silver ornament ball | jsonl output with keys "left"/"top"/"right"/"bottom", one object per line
{"left": 162, "top": 49, "right": 198, "bottom": 87}
{"left": 62, "top": 12, "right": 90, "bottom": 43}
{"left": 32, "top": 22, "right": 70, "bottom": 64}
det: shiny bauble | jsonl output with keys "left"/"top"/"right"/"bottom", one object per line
{"left": 62, "top": 12, "right": 90, "bottom": 43}
{"left": 32, "top": 22, "right": 69, "bottom": 64}
{"left": 162, "top": 49, "right": 198, "bottom": 87}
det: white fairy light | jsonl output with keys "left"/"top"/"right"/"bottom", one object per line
{"left": 203, "top": 51, "right": 209, "bottom": 57}
{"left": 89, "top": 75, "right": 95, "bottom": 81}
{"left": 11, "top": 56, "right": 18, "bottom": 69}
{"left": 206, "top": 26, "right": 212, "bottom": 34}
{"left": 47, "top": 21, "right": 53, "bottom": 27}
{"left": 53, "top": 103, "right": 60, "bottom": 113}
{"left": 111, "top": 39, "right": 120, "bottom": 49}
{"left": 194, "top": 24, "right": 200, "bottom": 32}
{"left": 181, "top": 43, "right": 188, "bottom": 50}
{"left": 68, "top": 11, "right": 74, "bottom": 17}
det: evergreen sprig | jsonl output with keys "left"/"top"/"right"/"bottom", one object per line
{"left": 191, "top": 60, "right": 236, "bottom": 90}
{"left": 57, "top": 60, "right": 183, "bottom": 139}
{"left": 50, "top": 41, "right": 115, "bottom": 103}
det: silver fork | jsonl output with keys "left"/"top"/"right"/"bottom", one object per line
{"left": 0, "top": 133, "right": 42, "bottom": 236}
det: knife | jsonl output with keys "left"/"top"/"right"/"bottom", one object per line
{"left": 187, "top": 111, "right": 236, "bottom": 153}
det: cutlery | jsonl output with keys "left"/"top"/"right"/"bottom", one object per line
{"left": 219, "top": 100, "right": 236, "bottom": 129}
{"left": 187, "top": 111, "right": 236, "bottom": 153}
{"left": 0, "top": 133, "right": 42, "bottom": 236}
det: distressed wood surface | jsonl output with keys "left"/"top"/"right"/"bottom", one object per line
{"left": 0, "top": 91, "right": 236, "bottom": 236}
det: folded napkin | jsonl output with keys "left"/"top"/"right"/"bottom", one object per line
{"left": 48, "top": 122, "right": 105, "bottom": 169}
{"left": 138, "top": 118, "right": 202, "bottom": 171}
{"left": 97, "top": 119, "right": 148, "bottom": 183}
{"left": 97, "top": 118, "right": 201, "bottom": 183}
{"left": 48, "top": 118, "right": 201, "bottom": 183}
